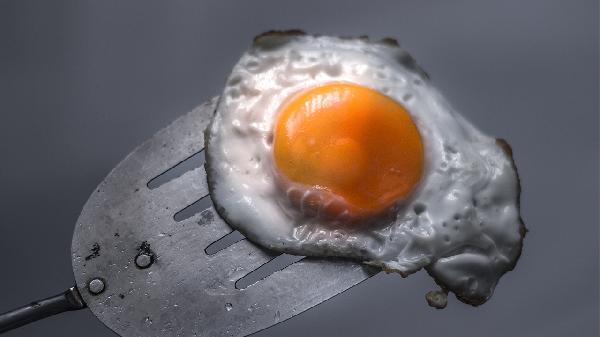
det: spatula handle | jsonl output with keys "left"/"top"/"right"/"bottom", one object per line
{"left": 0, "top": 286, "right": 86, "bottom": 334}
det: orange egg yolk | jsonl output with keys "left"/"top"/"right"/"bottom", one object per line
{"left": 273, "top": 83, "right": 424, "bottom": 217}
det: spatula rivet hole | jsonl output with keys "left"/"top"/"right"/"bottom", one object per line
{"left": 88, "top": 278, "right": 105, "bottom": 295}
{"left": 135, "top": 253, "right": 153, "bottom": 269}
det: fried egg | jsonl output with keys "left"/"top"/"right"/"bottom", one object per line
{"left": 205, "top": 31, "right": 525, "bottom": 306}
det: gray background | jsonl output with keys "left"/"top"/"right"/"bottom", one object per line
{"left": 0, "top": 0, "right": 598, "bottom": 336}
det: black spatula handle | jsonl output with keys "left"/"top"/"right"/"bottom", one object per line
{"left": 0, "top": 286, "right": 86, "bottom": 334}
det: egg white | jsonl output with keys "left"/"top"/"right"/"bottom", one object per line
{"left": 205, "top": 32, "right": 525, "bottom": 305}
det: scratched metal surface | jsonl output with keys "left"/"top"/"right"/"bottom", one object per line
{"left": 70, "top": 97, "right": 379, "bottom": 337}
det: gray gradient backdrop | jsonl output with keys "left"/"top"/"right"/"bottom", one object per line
{"left": 1, "top": 1, "right": 598, "bottom": 336}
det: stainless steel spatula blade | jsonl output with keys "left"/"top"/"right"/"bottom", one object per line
{"left": 67, "top": 97, "right": 379, "bottom": 337}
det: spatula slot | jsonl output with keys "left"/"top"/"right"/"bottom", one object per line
{"left": 205, "top": 230, "right": 245, "bottom": 255}
{"left": 147, "top": 150, "right": 205, "bottom": 189}
{"left": 235, "top": 254, "right": 305, "bottom": 289}
{"left": 174, "top": 194, "right": 212, "bottom": 222}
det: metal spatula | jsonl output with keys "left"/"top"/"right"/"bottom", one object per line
{"left": 0, "top": 97, "right": 379, "bottom": 336}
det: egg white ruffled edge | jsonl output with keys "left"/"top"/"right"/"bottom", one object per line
{"left": 204, "top": 30, "right": 527, "bottom": 306}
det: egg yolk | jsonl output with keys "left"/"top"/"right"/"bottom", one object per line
{"left": 273, "top": 83, "right": 424, "bottom": 217}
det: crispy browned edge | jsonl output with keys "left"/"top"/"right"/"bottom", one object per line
{"left": 424, "top": 138, "right": 528, "bottom": 306}
{"left": 255, "top": 30, "right": 399, "bottom": 47}
{"left": 252, "top": 30, "right": 429, "bottom": 80}
{"left": 253, "top": 29, "right": 307, "bottom": 42}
